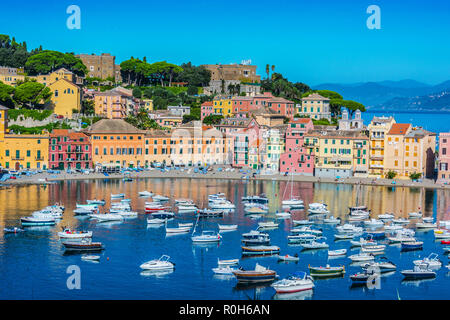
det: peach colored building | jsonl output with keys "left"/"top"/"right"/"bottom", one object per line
{"left": 384, "top": 123, "right": 436, "bottom": 179}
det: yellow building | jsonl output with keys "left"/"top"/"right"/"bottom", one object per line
{"left": 213, "top": 97, "right": 233, "bottom": 117}
{"left": 48, "top": 79, "right": 81, "bottom": 117}
{"left": 367, "top": 116, "right": 396, "bottom": 176}
{"left": 304, "top": 127, "right": 369, "bottom": 178}
{"left": 32, "top": 68, "right": 78, "bottom": 86}
{"left": 0, "top": 105, "right": 49, "bottom": 170}
{"left": 384, "top": 123, "right": 436, "bottom": 179}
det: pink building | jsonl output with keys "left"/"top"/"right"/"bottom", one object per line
{"left": 201, "top": 101, "right": 214, "bottom": 120}
{"left": 232, "top": 92, "right": 295, "bottom": 119}
{"left": 438, "top": 132, "right": 450, "bottom": 184}
{"left": 280, "top": 118, "right": 315, "bottom": 175}
{"left": 215, "top": 114, "right": 260, "bottom": 167}
{"left": 232, "top": 96, "right": 254, "bottom": 114}
{"left": 49, "top": 129, "right": 92, "bottom": 170}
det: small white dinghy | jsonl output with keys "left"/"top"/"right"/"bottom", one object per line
{"left": 212, "top": 266, "right": 237, "bottom": 275}
{"left": 147, "top": 218, "right": 168, "bottom": 224}
{"left": 217, "top": 258, "right": 239, "bottom": 266}
{"left": 165, "top": 225, "right": 191, "bottom": 234}
{"left": 292, "top": 220, "right": 314, "bottom": 226}
{"left": 218, "top": 224, "right": 238, "bottom": 231}
{"left": 328, "top": 249, "right": 347, "bottom": 257}
{"left": 140, "top": 255, "right": 174, "bottom": 271}
{"left": 348, "top": 253, "right": 375, "bottom": 262}
{"left": 81, "top": 255, "right": 100, "bottom": 261}
{"left": 278, "top": 254, "right": 300, "bottom": 262}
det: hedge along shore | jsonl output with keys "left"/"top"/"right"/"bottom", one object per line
{"left": 1, "top": 168, "right": 449, "bottom": 191}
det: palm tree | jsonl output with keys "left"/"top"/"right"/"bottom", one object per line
{"left": 271, "top": 65, "right": 275, "bottom": 80}
{"left": 266, "top": 64, "right": 270, "bottom": 80}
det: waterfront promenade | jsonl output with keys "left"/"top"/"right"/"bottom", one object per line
{"left": 1, "top": 166, "right": 449, "bottom": 190}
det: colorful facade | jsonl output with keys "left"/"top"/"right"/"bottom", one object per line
{"left": 367, "top": 116, "right": 396, "bottom": 176}
{"left": 438, "top": 133, "right": 450, "bottom": 184}
{"left": 48, "top": 79, "right": 81, "bottom": 117}
{"left": 0, "top": 106, "right": 49, "bottom": 170}
{"left": 213, "top": 97, "right": 233, "bottom": 117}
{"left": 280, "top": 118, "right": 315, "bottom": 175}
{"left": 85, "top": 119, "right": 145, "bottom": 168}
{"left": 49, "top": 129, "right": 92, "bottom": 170}
{"left": 201, "top": 101, "right": 214, "bottom": 120}
{"left": 299, "top": 93, "right": 331, "bottom": 121}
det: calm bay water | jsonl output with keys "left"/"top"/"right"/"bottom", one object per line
{"left": 0, "top": 178, "right": 450, "bottom": 300}
{"left": 363, "top": 111, "right": 450, "bottom": 134}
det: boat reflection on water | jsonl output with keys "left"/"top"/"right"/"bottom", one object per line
{"left": 94, "top": 221, "right": 123, "bottom": 229}
{"left": 213, "top": 274, "right": 235, "bottom": 281}
{"left": 140, "top": 269, "right": 174, "bottom": 277}
{"left": 401, "top": 277, "right": 436, "bottom": 287}
{"left": 272, "top": 289, "right": 313, "bottom": 300}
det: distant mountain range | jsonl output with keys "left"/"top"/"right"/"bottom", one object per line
{"left": 313, "top": 79, "right": 450, "bottom": 111}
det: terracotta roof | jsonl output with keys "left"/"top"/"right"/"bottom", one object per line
{"left": 388, "top": 123, "right": 411, "bottom": 135}
{"left": 290, "top": 118, "right": 312, "bottom": 124}
{"left": 85, "top": 119, "right": 144, "bottom": 134}
{"left": 302, "top": 93, "right": 329, "bottom": 101}
{"left": 201, "top": 101, "right": 213, "bottom": 106}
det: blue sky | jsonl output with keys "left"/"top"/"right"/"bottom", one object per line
{"left": 2, "top": 0, "right": 450, "bottom": 86}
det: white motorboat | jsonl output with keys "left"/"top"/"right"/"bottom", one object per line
{"left": 287, "top": 234, "right": 317, "bottom": 244}
{"left": 291, "top": 226, "right": 322, "bottom": 236}
{"left": 139, "top": 191, "right": 153, "bottom": 197}
{"left": 152, "top": 195, "right": 169, "bottom": 202}
{"left": 349, "top": 215, "right": 368, "bottom": 222}
{"left": 178, "top": 222, "right": 194, "bottom": 228}
{"left": 364, "top": 219, "right": 384, "bottom": 228}
{"left": 76, "top": 203, "right": 99, "bottom": 211}
{"left": 392, "top": 218, "right": 409, "bottom": 225}
{"left": 415, "top": 222, "right": 437, "bottom": 229}
{"left": 387, "top": 235, "right": 416, "bottom": 244}
{"left": 423, "top": 217, "right": 435, "bottom": 223}
{"left": 350, "top": 237, "right": 376, "bottom": 247}
{"left": 212, "top": 266, "right": 237, "bottom": 275}
{"left": 58, "top": 227, "right": 92, "bottom": 239}
{"left": 361, "top": 258, "right": 397, "bottom": 273}
{"left": 361, "top": 244, "right": 386, "bottom": 253}
{"left": 191, "top": 230, "right": 222, "bottom": 243}
{"left": 282, "top": 199, "right": 304, "bottom": 207}
{"left": 271, "top": 272, "right": 314, "bottom": 293}
{"left": 408, "top": 211, "right": 423, "bottom": 219}
{"left": 81, "top": 255, "right": 100, "bottom": 261}
{"left": 140, "top": 255, "right": 174, "bottom": 270}
{"left": 86, "top": 199, "right": 106, "bottom": 205}
{"left": 218, "top": 224, "right": 238, "bottom": 231}
{"left": 384, "top": 224, "right": 404, "bottom": 232}
{"left": 413, "top": 253, "right": 442, "bottom": 269}
{"left": 378, "top": 213, "right": 394, "bottom": 220}
{"left": 334, "top": 233, "right": 359, "bottom": 240}
{"left": 302, "top": 239, "right": 329, "bottom": 249}
{"left": 20, "top": 213, "right": 56, "bottom": 226}
{"left": 111, "top": 193, "right": 125, "bottom": 199}
{"left": 401, "top": 265, "right": 436, "bottom": 279}
{"left": 348, "top": 253, "right": 375, "bottom": 262}
{"left": 336, "top": 224, "right": 363, "bottom": 234}
{"left": 292, "top": 220, "right": 314, "bottom": 226}
{"left": 258, "top": 221, "right": 279, "bottom": 229}
{"left": 89, "top": 213, "right": 124, "bottom": 222}
{"left": 308, "top": 207, "right": 330, "bottom": 215}
{"left": 323, "top": 216, "right": 340, "bottom": 224}
{"left": 37, "top": 208, "right": 63, "bottom": 218}
{"left": 434, "top": 230, "right": 450, "bottom": 239}
{"left": 217, "top": 258, "right": 239, "bottom": 266}
{"left": 275, "top": 211, "right": 291, "bottom": 219}
{"left": 328, "top": 249, "right": 347, "bottom": 257}
{"left": 210, "top": 201, "right": 235, "bottom": 210}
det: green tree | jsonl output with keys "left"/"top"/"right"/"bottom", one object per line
{"left": 386, "top": 170, "right": 397, "bottom": 179}
{"left": 187, "top": 85, "right": 198, "bottom": 96}
{"left": 409, "top": 172, "right": 422, "bottom": 180}
{"left": 0, "top": 81, "right": 16, "bottom": 108}
{"left": 203, "top": 114, "right": 224, "bottom": 125}
{"left": 132, "top": 87, "right": 142, "bottom": 98}
{"left": 25, "top": 50, "right": 87, "bottom": 76}
{"left": 13, "top": 81, "right": 52, "bottom": 108}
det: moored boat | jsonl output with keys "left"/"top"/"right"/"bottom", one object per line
{"left": 58, "top": 227, "right": 92, "bottom": 239}
{"left": 62, "top": 239, "right": 104, "bottom": 252}
{"left": 241, "top": 245, "right": 280, "bottom": 256}
{"left": 232, "top": 263, "right": 277, "bottom": 283}
{"left": 140, "top": 255, "right": 174, "bottom": 270}
{"left": 308, "top": 264, "right": 345, "bottom": 277}
{"left": 271, "top": 272, "right": 314, "bottom": 293}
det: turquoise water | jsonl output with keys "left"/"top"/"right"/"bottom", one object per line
{"left": 0, "top": 178, "right": 449, "bottom": 300}
{"left": 363, "top": 111, "right": 449, "bottom": 134}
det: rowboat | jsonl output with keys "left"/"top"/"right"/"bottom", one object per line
{"left": 328, "top": 249, "right": 347, "bottom": 257}
{"left": 62, "top": 239, "right": 104, "bottom": 252}
{"left": 218, "top": 224, "right": 238, "bottom": 231}
{"left": 58, "top": 227, "right": 93, "bottom": 239}
{"left": 401, "top": 241, "right": 423, "bottom": 251}
{"left": 278, "top": 254, "right": 300, "bottom": 262}
{"left": 212, "top": 266, "right": 237, "bottom": 275}
{"left": 218, "top": 258, "right": 239, "bottom": 266}
{"left": 232, "top": 263, "right": 277, "bottom": 283}
{"left": 165, "top": 226, "right": 191, "bottom": 234}
{"left": 271, "top": 272, "right": 314, "bottom": 293}
{"left": 348, "top": 253, "right": 375, "bottom": 262}
{"left": 140, "top": 255, "right": 174, "bottom": 271}
{"left": 308, "top": 264, "right": 345, "bottom": 277}
{"left": 241, "top": 245, "right": 280, "bottom": 256}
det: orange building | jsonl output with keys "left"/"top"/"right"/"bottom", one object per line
{"left": 84, "top": 119, "right": 145, "bottom": 168}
